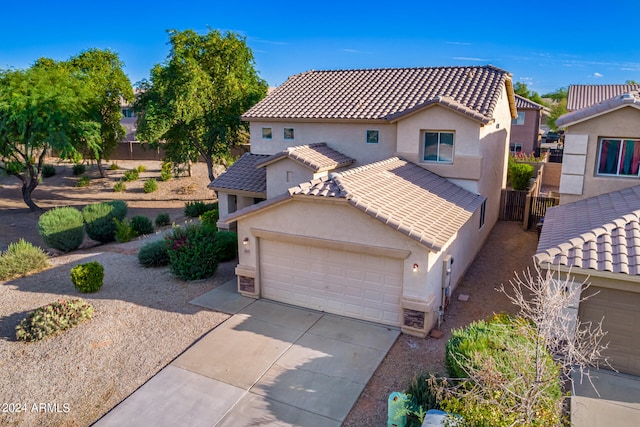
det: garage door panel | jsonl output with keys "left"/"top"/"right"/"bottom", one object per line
{"left": 260, "top": 239, "right": 403, "bottom": 326}
{"left": 579, "top": 287, "right": 640, "bottom": 376}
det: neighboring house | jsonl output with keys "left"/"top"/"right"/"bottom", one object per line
{"left": 211, "top": 65, "right": 517, "bottom": 337}
{"left": 535, "top": 185, "right": 640, "bottom": 376}
{"left": 556, "top": 90, "right": 640, "bottom": 204}
{"left": 567, "top": 84, "right": 640, "bottom": 111}
{"left": 120, "top": 98, "right": 138, "bottom": 142}
{"left": 510, "top": 95, "right": 545, "bottom": 154}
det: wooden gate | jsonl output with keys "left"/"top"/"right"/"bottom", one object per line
{"left": 500, "top": 190, "right": 559, "bottom": 229}
{"left": 499, "top": 190, "right": 528, "bottom": 222}
{"left": 527, "top": 195, "right": 559, "bottom": 229}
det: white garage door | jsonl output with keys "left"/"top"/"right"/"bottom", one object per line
{"left": 579, "top": 287, "right": 640, "bottom": 376}
{"left": 260, "top": 239, "right": 403, "bottom": 326}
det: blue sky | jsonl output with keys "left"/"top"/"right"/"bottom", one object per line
{"left": 1, "top": 1, "right": 638, "bottom": 95}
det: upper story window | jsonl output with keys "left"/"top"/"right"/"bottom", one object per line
{"left": 597, "top": 138, "right": 640, "bottom": 176}
{"left": 262, "top": 127, "right": 272, "bottom": 140}
{"left": 284, "top": 128, "right": 294, "bottom": 140}
{"left": 366, "top": 129, "right": 379, "bottom": 144}
{"left": 512, "top": 112, "right": 525, "bottom": 125}
{"left": 423, "top": 131, "right": 454, "bottom": 163}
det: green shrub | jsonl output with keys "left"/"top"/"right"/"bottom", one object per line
{"left": 136, "top": 165, "right": 147, "bottom": 172}
{"left": 82, "top": 200, "right": 128, "bottom": 243}
{"left": 213, "top": 231, "right": 237, "bottom": 262}
{"left": 42, "top": 164, "right": 56, "bottom": 178}
{"left": 16, "top": 299, "right": 94, "bottom": 342}
{"left": 72, "top": 163, "right": 86, "bottom": 175}
{"left": 76, "top": 176, "right": 90, "bottom": 187}
{"left": 123, "top": 169, "right": 139, "bottom": 182}
{"left": 38, "top": 207, "right": 85, "bottom": 252}
{"left": 508, "top": 163, "right": 534, "bottom": 191}
{"left": 166, "top": 224, "right": 218, "bottom": 280}
{"left": 70, "top": 261, "right": 104, "bottom": 293}
{"left": 143, "top": 178, "right": 158, "bottom": 193}
{"left": 160, "top": 161, "right": 173, "bottom": 181}
{"left": 442, "top": 314, "right": 563, "bottom": 426}
{"left": 155, "top": 212, "right": 171, "bottom": 227}
{"left": 138, "top": 240, "right": 170, "bottom": 267}
{"left": 109, "top": 163, "right": 119, "bottom": 170}
{"left": 113, "top": 180, "right": 126, "bottom": 192}
{"left": 0, "top": 239, "right": 49, "bottom": 281}
{"left": 184, "top": 201, "right": 217, "bottom": 218}
{"left": 200, "top": 209, "right": 219, "bottom": 228}
{"left": 130, "top": 215, "right": 154, "bottom": 235}
{"left": 113, "top": 218, "right": 138, "bottom": 243}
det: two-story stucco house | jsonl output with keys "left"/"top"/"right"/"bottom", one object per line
{"left": 210, "top": 65, "right": 517, "bottom": 337}
{"left": 510, "top": 95, "right": 545, "bottom": 154}
{"left": 536, "top": 88, "right": 640, "bottom": 378}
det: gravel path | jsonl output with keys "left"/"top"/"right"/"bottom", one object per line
{"left": 0, "top": 237, "right": 235, "bottom": 427}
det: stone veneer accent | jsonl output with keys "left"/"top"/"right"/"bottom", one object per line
{"left": 239, "top": 276, "right": 255, "bottom": 294}
{"left": 403, "top": 309, "right": 425, "bottom": 330}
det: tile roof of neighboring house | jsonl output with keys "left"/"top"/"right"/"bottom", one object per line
{"left": 566, "top": 84, "right": 640, "bottom": 111}
{"left": 535, "top": 185, "right": 640, "bottom": 275}
{"left": 515, "top": 94, "right": 544, "bottom": 110}
{"left": 256, "top": 143, "right": 355, "bottom": 172}
{"left": 208, "top": 153, "right": 269, "bottom": 195}
{"left": 243, "top": 66, "right": 515, "bottom": 125}
{"left": 556, "top": 91, "right": 640, "bottom": 127}
{"left": 289, "top": 157, "right": 485, "bottom": 251}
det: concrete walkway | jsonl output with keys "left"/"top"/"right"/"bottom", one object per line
{"left": 94, "top": 281, "right": 399, "bottom": 426}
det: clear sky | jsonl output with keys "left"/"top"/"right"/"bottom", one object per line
{"left": 1, "top": 1, "right": 638, "bottom": 95}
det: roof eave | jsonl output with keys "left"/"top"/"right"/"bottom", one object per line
{"left": 556, "top": 103, "right": 640, "bottom": 128}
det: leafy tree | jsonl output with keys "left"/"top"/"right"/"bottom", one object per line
{"left": 513, "top": 82, "right": 544, "bottom": 105}
{"left": 66, "top": 49, "right": 133, "bottom": 177}
{"left": 135, "top": 29, "right": 268, "bottom": 181}
{"left": 0, "top": 63, "right": 100, "bottom": 211}
{"left": 542, "top": 87, "right": 568, "bottom": 103}
{"left": 547, "top": 98, "right": 567, "bottom": 131}
{"left": 625, "top": 79, "right": 639, "bottom": 84}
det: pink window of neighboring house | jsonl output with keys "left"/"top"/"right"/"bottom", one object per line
{"left": 598, "top": 138, "right": 640, "bottom": 176}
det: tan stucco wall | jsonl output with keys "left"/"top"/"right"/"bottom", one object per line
{"left": 248, "top": 121, "right": 397, "bottom": 165}
{"left": 561, "top": 107, "right": 640, "bottom": 203}
{"left": 264, "top": 158, "right": 315, "bottom": 198}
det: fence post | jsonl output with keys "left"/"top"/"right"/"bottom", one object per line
{"left": 523, "top": 194, "right": 532, "bottom": 230}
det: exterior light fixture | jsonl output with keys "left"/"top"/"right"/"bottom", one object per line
{"left": 243, "top": 237, "right": 250, "bottom": 245}
{"left": 412, "top": 263, "right": 419, "bottom": 272}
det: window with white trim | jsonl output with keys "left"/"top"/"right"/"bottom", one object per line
{"left": 510, "top": 143, "right": 523, "bottom": 153}
{"left": 366, "top": 129, "right": 379, "bottom": 144}
{"left": 422, "top": 131, "right": 454, "bottom": 163}
{"left": 261, "top": 127, "right": 272, "bottom": 139}
{"left": 512, "top": 112, "right": 525, "bottom": 125}
{"left": 597, "top": 138, "right": 640, "bottom": 176}
{"left": 284, "top": 128, "right": 294, "bottom": 140}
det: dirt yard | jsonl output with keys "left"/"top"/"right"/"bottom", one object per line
{"left": 0, "top": 159, "right": 216, "bottom": 251}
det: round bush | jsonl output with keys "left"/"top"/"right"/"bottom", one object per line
{"left": 143, "top": 178, "right": 158, "bottom": 193}
{"left": 72, "top": 164, "right": 86, "bottom": 176}
{"left": 42, "top": 164, "right": 56, "bottom": 178}
{"left": 138, "top": 240, "right": 170, "bottom": 267}
{"left": 508, "top": 163, "right": 534, "bottom": 191}
{"left": 76, "top": 176, "right": 90, "bottom": 187}
{"left": 38, "top": 207, "right": 85, "bottom": 252}
{"left": 0, "top": 239, "right": 49, "bottom": 281}
{"left": 123, "top": 169, "right": 139, "bottom": 182}
{"left": 70, "top": 261, "right": 104, "bottom": 293}
{"left": 155, "top": 212, "right": 171, "bottom": 227}
{"left": 166, "top": 224, "right": 218, "bottom": 280}
{"left": 113, "top": 181, "right": 126, "bottom": 192}
{"left": 214, "top": 231, "right": 238, "bottom": 262}
{"left": 82, "top": 200, "right": 128, "bottom": 243}
{"left": 130, "top": 215, "right": 154, "bottom": 235}
{"left": 200, "top": 209, "right": 219, "bottom": 228}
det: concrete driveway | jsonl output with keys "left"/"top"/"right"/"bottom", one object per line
{"left": 94, "top": 281, "right": 399, "bottom": 426}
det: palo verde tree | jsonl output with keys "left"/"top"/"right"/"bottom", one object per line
{"left": 135, "top": 29, "right": 268, "bottom": 181}
{"left": 0, "top": 62, "right": 101, "bottom": 211}
{"left": 66, "top": 49, "right": 134, "bottom": 177}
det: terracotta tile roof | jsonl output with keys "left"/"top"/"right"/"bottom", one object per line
{"left": 243, "top": 66, "right": 513, "bottom": 125}
{"left": 567, "top": 84, "right": 640, "bottom": 111}
{"left": 556, "top": 91, "right": 640, "bottom": 127}
{"left": 256, "top": 143, "right": 355, "bottom": 172}
{"left": 515, "top": 94, "right": 544, "bottom": 110}
{"left": 208, "top": 153, "right": 269, "bottom": 195}
{"left": 535, "top": 185, "right": 640, "bottom": 275}
{"left": 290, "top": 157, "right": 485, "bottom": 251}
